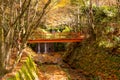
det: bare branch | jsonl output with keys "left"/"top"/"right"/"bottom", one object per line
{"left": 34, "top": 0, "right": 51, "bottom": 29}
{"left": 12, "top": 0, "right": 31, "bottom": 26}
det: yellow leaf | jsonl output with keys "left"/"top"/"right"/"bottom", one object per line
{"left": 53, "top": 0, "right": 70, "bottom": 9}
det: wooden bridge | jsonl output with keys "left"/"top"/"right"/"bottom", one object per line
{"left": 28, "top": 32, "right": 84, "bottom": 43}
{"left": 28, "top": 32, "right": 84, "bottom": 53}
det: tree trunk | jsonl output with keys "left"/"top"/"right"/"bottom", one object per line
{"left": 0, "top": 0, "right": 51, "bottom": 77}
{"left": 0, "top": 29, "right": 8, "bottom": 76}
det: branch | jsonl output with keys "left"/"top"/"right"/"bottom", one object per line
{"left": 24, "top": 0, "right": 51, "bottom": 41}
{"left": 34, "top": 0, "right": 51, "bottom": 29}
{"left": 12, "top": 0, "right": 31, "bottom": 26}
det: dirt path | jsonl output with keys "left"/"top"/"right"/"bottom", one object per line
{"left": 2, "top": 48, "right": 87, "bottom": 80}
{"left": 34, "top": 52, "right": 87, "bottom": 80}
{"left": 37, "top": 64, "right": 87, "bottom": 80}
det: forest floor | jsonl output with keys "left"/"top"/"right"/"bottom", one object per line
{"left": 3, "top": 47, "right": 120, "bottom": 80}
{"left": 34, "top": 53, "right": 87, "bottom": 80}
{"left": 29, "top": 47, "right": 87, "bottom": 80}
{"left": 2, "top": 47, "right": 87, "bottom": 80}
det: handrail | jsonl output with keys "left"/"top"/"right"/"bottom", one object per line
{"left": 30, "top": 32, "right": 82, "bottom": 40}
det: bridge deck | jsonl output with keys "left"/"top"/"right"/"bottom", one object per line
{"left": 28, "top": 38, "right": 84, "bottom": 43}
{"left": 28, "top": 32, "right": 84, "bottom": 43}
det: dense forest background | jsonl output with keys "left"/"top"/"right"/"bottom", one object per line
{"left": 64, "top": 0, "right": 120, "bottom": 79}
{"left": 0, "top": 0, "right": 120, "bottom": 80}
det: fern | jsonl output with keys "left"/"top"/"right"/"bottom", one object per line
{"left": 7, "top": 56, "right": 39, "bottom": 80}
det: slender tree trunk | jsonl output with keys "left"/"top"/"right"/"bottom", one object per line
{"left": 88, "top": 0, "right": 96, "bottom": 40}
{"left": 117, "top": 0, "right": 120, "bottom": 18}
{"left": 0, "top": 29, "right": 8, "bottom": 76}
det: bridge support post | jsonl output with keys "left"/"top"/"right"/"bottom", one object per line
{"left": 37, "top": 43, "right": 41, "bottom": 53}
{"left": 44, "top": 43, "right": 47, "bottom": 53}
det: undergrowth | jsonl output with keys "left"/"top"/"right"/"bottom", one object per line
{"left": 7, "top": 56, "right": 39, "bottom": 80}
